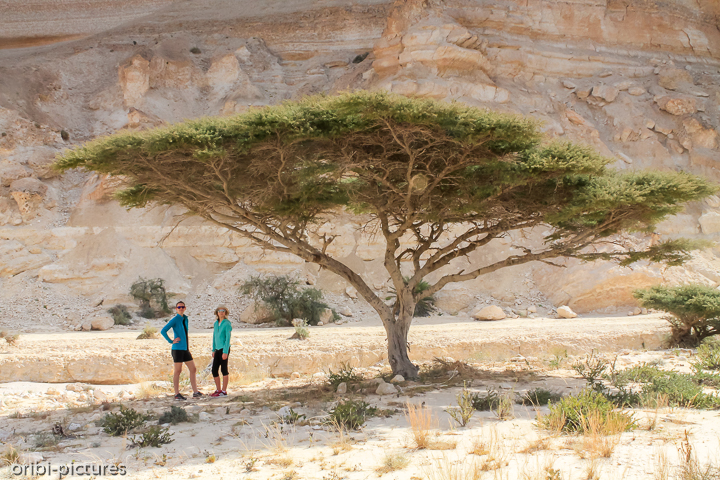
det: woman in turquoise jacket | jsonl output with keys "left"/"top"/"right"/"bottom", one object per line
{"left": 160, "top": 301, "right": 203, "bottom": 401}
{"left": 210, "top": 305, "right": 233, "bottom": 397}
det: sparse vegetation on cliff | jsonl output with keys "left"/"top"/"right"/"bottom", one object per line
{"left": 240, "top": 275, "right": 333, "bottom": 326}
{"left": 129, "top": 277, "right": 171, "bottom": 319}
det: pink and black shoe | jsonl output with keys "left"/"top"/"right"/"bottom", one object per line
{"left": 210, "top": 390, "right": 222, "bottom": 397}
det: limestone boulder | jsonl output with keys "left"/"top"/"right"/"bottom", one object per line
{"left": 434, "top": 286, "right": 475, "bottom": 314}
{"left": 375, "top": 381, "right": 397, "bottom": 395}
{"left": 90, "top": 316, "right": 115, "bottom": 331}
{"left": 699, "top": 212, "right": 720, "bottom": 234}
{"left": 239, "top": 300, "right": 274, "bottom": 324}
{"left": 0, "top": 162, "right": 31, "bottom": 187}
{"left": 471, "top": 305, "right": 506, "bottom": 321}
{"left": 655, "top": 95, "right": 698, "bottom": 116}
{"left": 557, "top": 306, "right": 578, "bottom": 319}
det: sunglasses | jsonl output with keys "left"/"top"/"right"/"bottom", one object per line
{"left": 218, "top": 309, "right": 227, "bottom": 313}
{"left": 176, "top": 306, "right": 186, "bottom": 309}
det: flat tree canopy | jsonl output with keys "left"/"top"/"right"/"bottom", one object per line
{"left": 56, "top": 91, "right": 715, "bottom": 378}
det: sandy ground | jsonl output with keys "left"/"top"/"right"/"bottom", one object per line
{"left": 1, "top": 313, "right": 718, "bottom": 480}
{"left": 0, "top": 313, "right": 670, "bottom": 384}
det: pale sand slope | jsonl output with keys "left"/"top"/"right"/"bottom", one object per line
{"left": 0, "top": 314, "right": 670, "bottom": 384}
{"left": 0, "top": 347, "right": 718, "bottom": 480}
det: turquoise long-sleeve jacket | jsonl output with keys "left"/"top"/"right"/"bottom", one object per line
{"left": 212, "top": 319, "right": 232, "bottom": 354}
{"left": 160, "top": 314, "right": 190, "bottom": 351}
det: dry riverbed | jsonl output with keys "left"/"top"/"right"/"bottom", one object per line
{"left": 1, "top": 328, "right": 719, "bottom": 479}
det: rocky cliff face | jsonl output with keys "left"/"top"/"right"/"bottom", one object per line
{"left": 1, "top": 0, "right": 719, "bottom": 329}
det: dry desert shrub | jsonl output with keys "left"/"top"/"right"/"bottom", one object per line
{"left": 375, "top": 452, "right": 410, "bottom": 474}
{"left": 136, "top": 324, "right": 158, "bottom": 340}
{"left": 654, "top": 448, "right": 669, "bottom": 480}
{"left": 0, "top": 331, "right": 20, "bottom": 346}
{"left": 573, "top": 412, "right": 623, "bottom": 459}
{"left": 0, "top": 444, "right": 19, "bottom": 466}
{"left": 676, "top": 431, "right": 720, "bottom": 480}
{"left": 136, "top": 382, "right": 164, "bottom": 399}
{"left": 518, "top": 435, "right": 553, "bottom": 454}
{"left": 327, "top": 419, "right": 354, "bottom": 455}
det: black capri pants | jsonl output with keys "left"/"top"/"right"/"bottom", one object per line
{"left": 212, "top": 349, "right": 230, "bottom": 377}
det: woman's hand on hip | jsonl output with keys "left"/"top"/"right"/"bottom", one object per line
{"left": 173, "top": 338, "right": 181, "bottom": 344}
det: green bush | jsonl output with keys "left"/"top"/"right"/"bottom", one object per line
{"left": 158, "top": 406, "right": 188, "bottom": 425}
{"left": 102, "top": 406, "right": 150, "bottom": 436}
{"left": 540, "top": 389, "right": 635, "bottom": 434}
{"left": 634, "top": 284, "right": 720, "bottom": 345}
{"left": 326, "top": 363, "right": 362, "bottom": 388}
{"left": 136, "top": 323, "right": 158, "bottom": 340}
{"left": 693, "top": 341, "right": 720, "bottom": 371}
{"left": 518, "top": 388, "right": 563, "bottom": 406}
{"left": 130, "top": 426, "right": 173, "bottom": 447}
{"left": 130, "top": 278, "right": 171, "bottom": 319}
{"left": 469, "top": 389, "right": 500, "bottom": 411}
{"left": 292, "top": 319, "right": 310, "bottom": 340}
{"left": 327, "top": 399, "right": 378, "bottom": 429}
{"left": 108, "top": 304, "right": 132, "bottom": 325}
{"left": 240, "top": 275, "right": 334, "bottom": 326}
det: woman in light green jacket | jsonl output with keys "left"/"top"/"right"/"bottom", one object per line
{"left": 210, "top": 305, "right": 233, "bottom": 397}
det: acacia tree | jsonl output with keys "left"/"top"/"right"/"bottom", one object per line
{"left": 56, "top": 92, "right": 714, "bottom": 378}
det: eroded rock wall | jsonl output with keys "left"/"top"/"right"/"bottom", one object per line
{"left": 1, "top": 0, "right": 720, "bottom": 328}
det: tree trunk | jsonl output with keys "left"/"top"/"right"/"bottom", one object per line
{"left": 383, "top": 290, "right": 419, "bottom": 379}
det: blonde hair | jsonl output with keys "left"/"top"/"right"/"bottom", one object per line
{"left": 214, "top": 305, "right": 230, "bottom": 320}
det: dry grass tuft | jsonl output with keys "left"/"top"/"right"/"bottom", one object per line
{"left": 228, "top": 367, "right": 268, "bottom": 386}
{"left": 376, "top": 452, "right": 410, "bottom": 474}
{"left": 266, "top": 456, "right": 294, "bottom": 468}
{"left": 328, "top": 420, "right": 354, "bottom": 455}
{"left": 136, "top": 382, "right": 164, "bottom": 400}
{"left": 406, "top": 402, "right": 436, "bottom": 449}
{"left": 422, "top": 455, "right": 483, "bottom": 480}
{"left": 654, "top": 448, "right": 669, "bottom": 480}
{"left": 0, "top": 444, "right": 19, "bottom": 466}
{"left": 519, "top": 454, "right": 561, "bottom": 480}
{"left": 473, "top": 427, "right": 509, "bottom": 472}
{"left": 518, "top": 435, "right": 552, "bottom": 454}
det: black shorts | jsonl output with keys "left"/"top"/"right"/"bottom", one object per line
{"left": 171, "top": 350, "right": 193, "bottom": 363}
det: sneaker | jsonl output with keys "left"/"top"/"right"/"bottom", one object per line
{"left": 210, "top": 391, "right": 222, "bottom": 397}
{"left": 219, "top": 391, "right": 228, "bottom": 397}
{"left": 192, "top": 391, "right": 204, "bottom": 398}
{"left": 174, "top": 393, "right": 186, "bottom": 401}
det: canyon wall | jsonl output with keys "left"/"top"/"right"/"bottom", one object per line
{"left": 1, "top": 0, "right": 720, "bottom": 329}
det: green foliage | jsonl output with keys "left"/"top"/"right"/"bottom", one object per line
{"left": 130, "top": 426, "right": 174, "bottom": 448}
{"left": 693, "top": 342, "right": 720, "bottom": 371}
{"left": 540, "top": 389, "right": 635, "bottom": 434}
{"left": 102, "top": 406, "right": 150, "bottom": 436}
{"left": 158, "top": 406, "right": 188, "bottom": 425}
{"left": 108, "top": 304, "right": 132, "bottom": 325}
{"left": 615, "top": 364, "right": 720, "bottom": 409}
{"left": 387, "top": 277, "right": 436, "bottom": 317}
{"left": 32, "top": 432, "right": 61, "bottom": 449}
{"left": 292, "top": 319, "right": 310, "bottom": 340}
{"left": 446, "top": 383, "right": 474, "bottom": 427}
{"left": 130, "top": 277, "right": 171, "bottom": 318}
{"left": 241, "top": 275, "right": 332, "bottom": 326}
{"left": 469, "top": 389, "right": 500, "bottom": 411}
{"left": 326, "top": 363, "right": 362, "bottom": 388}
{"left": 279, "top": 408, "right": 306, "bottom": 425}
{"left": 327, "top": 399, "right": 378, "bottom": 429}
{"left": 518, "top": 388, "right": 563, "bottom": 406}
{"left": 634, "top": 284, "right": 720, "bottom": 345}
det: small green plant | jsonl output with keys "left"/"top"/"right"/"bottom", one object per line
{"left": 279, "top": 408, "right": 306, "bottom": 424}
{"left": 108, "top": 304, "right": 132, "bottom": 325}
{"left": 692, "top": 341, "right": 720, "bottom": 371}
{"left": 492, "top": 394, "right": 515, "bottom": 420}
{"left": 539, "top": 389, "right": 635, "bottom": 434}
{"left": 130, "top": 426, "right": 174, "bottom": 448}
{"left": 634, "top": 284, "right": 720, "bottom": 345}
{"left": 241, "top": 275, "right": 334, "bottom": 326}
{"left": 130, "top": 277, "right": 171, "bottom": 318}
{"left": 158, "top": 406, "right": 188, "bottom": 425}
{"left": 137, "top": 323, "right": 158, "bottom": 340}
{"left": 326, "top": 362, "right": 362, "bottom": 388}
{"left": 102, "top": 406, "right": 150, "bottom": 436}
{"left": 470, "top": 388, "right": 500, "bottom": 411}
{"left": 549, "top": 350, "right": 568, "bottom": 369}
{"left": 518, "top": 388, "right": 563, "bottom": 406}
{"left": 447, "top": 383, "right": 475, "bottom": 427}
{"left": 572, "top": 351, "right": 608, "bottom": 392}
{"left": 327, "top": 399, "right": 378, "bottom": 429}
{"left": 292, "top": 319, "right": 309, "bottom": 340}
{"left": 32, "top": 432, "right": 61, "bottom": 450}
